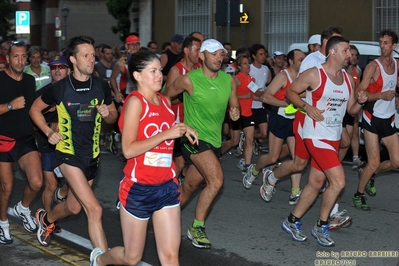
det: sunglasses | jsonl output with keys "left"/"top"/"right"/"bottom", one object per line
{"left": 50, "top": 64, "right": 68, "bottom": 70}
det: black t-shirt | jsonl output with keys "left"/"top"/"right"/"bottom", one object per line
{"left": 41, "top": 74, "right": 112, "bottom": 158}
{"left": 0, "top": 71, "right": 36, "bottom": 139}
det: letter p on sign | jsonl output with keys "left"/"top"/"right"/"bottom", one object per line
{"left": 16, "top": 11, "right": 30, "bottom": 34}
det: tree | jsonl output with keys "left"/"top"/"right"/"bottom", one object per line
{"left": 0, "top": 0, "right": 19, "bottom": 41}
{"left": 106, "top": 0, "right": 136, "bottom": 42}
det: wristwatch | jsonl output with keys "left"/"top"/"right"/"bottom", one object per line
{"left": 7, "top": 102, "right": 12, "bottom": 111}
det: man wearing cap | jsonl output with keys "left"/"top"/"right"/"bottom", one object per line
{"left": 161, "top": 34, "right": 184, "bottom": 81}
{"left": 35, "top": 56, "right": 70, "bottom": 231}
{"left": 110, "top": 34, "right": 140, "bottom": 104}
{"left": 165, "top": 39, "right": 240, "bottom": 249}
{"left": 308, "top": 34, "right": 322, "bottom": 54}
{"left": 272, "top": 51, "right": 286, "bottom": 78}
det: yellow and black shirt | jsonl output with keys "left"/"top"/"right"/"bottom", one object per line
{"left": 41, "top": 74, "right": 112, "bottom": 158}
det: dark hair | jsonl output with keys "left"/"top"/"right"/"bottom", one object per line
{"left": 235, "top": 46, "right": 249, "bottom": 58}
{"left": 8, "top": 42, "right": 26, "bottom": 56}
{"left": 286, "top": 49, "right": 302, "bottom": 66}
{"left": 325, "top": 36, "right": 350, "bottom": 59}
{"left": 182, "top": 36, "right": 201, "bottom": 50}
{"left": 223, "top": 42, "right": 232, "bottom": 47}
{"left": 161, "top": 41, "right": 171, "bottom": 52}
{"left": 378, "top": 29, "right": 398, "bottom": 44}
{"left": 66, "top": 36, "right": 95, "bottom": 58}
{"left": 321, "top": 26, "right": 343, "bottom": 44}
{"left": 66, "top": 36, "right": 95, "bottom": 67}
{"left": 127, "top": 50, "right": 160, "bottom": 84}
{"left": 349, "top": 45, "right": 360, "bottom": 57}
{"left": 249, "top": 43, "right": 267, "bottom": 58}
{"left": 101, "top": 44, "right": 112, "bottom": 53}
{"left": 147, "top": 41, "right": 158, "bottom": 48}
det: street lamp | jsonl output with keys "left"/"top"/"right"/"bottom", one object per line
{"left": 61, "top": 5, "right": 70, "bottom": 48}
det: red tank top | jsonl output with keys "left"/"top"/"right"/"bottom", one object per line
{"left": 118, "top": 91, "right": 176, "bottom": 190}
{"left": 236, "top": 72, "right": 255, "bottom": 117}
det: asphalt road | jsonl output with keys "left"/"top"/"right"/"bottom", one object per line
{"left": 4, "top": 148, "right": 399, "bottom": 266}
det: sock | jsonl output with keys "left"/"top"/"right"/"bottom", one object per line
{"left": 192, "top": 219, "right": 204, "bottom": 228}
{"left": 267, "top": 171, "right": 278, "bottom": 185}
{"left": 18, "top": 201, "right": 29, "bottom": 211}
{"left": 0, "top": 219, "right": 9, "bottom": 226}
{"left": 352, "top": 155, "right": 358, "bottom": 161}
{"left": 57, "top": 188, "right": 65, "bottom": 199}
{"left": 317, "top": 219, "right": 328, "bottom": 227}
{"left": 252, "top": 167, "right": 259, "bottom": 176}
{"left": 291, "top": 188, "right": 300, "bottom": 196}
{"left": 355, "top": 191, "right": 364, "bottom": 197}
{"left": 288, "top": 213, "right": 300, "bottom": 223}
{"left": 330, "top": 203, "right": 339, "bottom": 217}
{"left": 43, "top": 212, "right": 52, "bottom": 226}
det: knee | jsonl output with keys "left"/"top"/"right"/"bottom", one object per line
{"left": 292, "top": 161, "right": 306, "bottom": 173}
{"left": 28, "top": 175, "right": 43, "bottom": 192}
{"left": 0, "top": 183, "right": 13, "bottom": 197}
{"left": 207, "top": 175, "right": 224, "bottom": 191}
{"left": 159, "top": 251, "right": 179, "bottom": 265}
{"left": 330, "top": 178, "right": 346, "bottom": 191}
{"left": 391, "top": 158, "right": 399, "bottom": 169}
{"left": 124, "top": 253, "right": 142, "bottom": 266}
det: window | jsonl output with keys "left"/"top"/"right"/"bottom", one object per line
{"left": 263, "top": 0, "right": 308, "bottom": 54}
{"left": 374, "top": 0, "right": 399, "bottom": 40}
{"left": 176, "top": 0, "right": 211, "bottom": 38}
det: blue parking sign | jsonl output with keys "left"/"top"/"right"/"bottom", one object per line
{"left": 16, "top": 11, "right": 30, "bottom": 34}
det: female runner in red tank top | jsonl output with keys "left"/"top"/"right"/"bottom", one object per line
{"left": 90, "top": 51, "right": 198, "bottom": 266}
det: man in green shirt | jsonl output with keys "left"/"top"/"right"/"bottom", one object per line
{"left": 165, "top": 39, "right": 240, "bottom": 249}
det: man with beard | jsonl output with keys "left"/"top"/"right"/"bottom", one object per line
{"left": 165, "top": 39, "right": 240, "bottom": 249}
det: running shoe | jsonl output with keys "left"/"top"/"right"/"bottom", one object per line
{"left": 319, "top": 180, "right": 327, "bottom": 194}
{"left": 237, "top": 158, "right": 245, "bottom": 173}
{"left": 187, "top": 226, "right": 211, "bottom": 249}
{"left": 289, "top": 191, "right": 301, "bottom": 205}
{"left": 328, "top": 209, "right": 352, "bottom": 230}
{"left": 357, "top": 161, "right": 366, "bottom": 179}
{"left": 259, "top": 170, "right": 276, "bottom": 202}
{"left": 352, "top": 194, "right": 371, "bottom": 211}
{"left": 281, "top": 218, "right": 307, "bottom": 242}
{"left": 53, "top": 187, "right": 67, "bottom": 204}
{"left": 106, "top": 133, "right": 117, "bottom": 154}
{"left": 35, "top": 208, "right": 55, "bottom": 247}
{"left": 13, "top": 202, "right": 37, "bottom": 233}
{"left": 269, "top": 162, "right": 281, "bottom": 171}
{"left": 366, "top": 178, "right": 377, "bottom": 197}
{"left": 242, "top": 164, "right": 258, "bottom": 189}
{"left": 311, "top": 224, "right": 335, "bottom": 247}
{"left": 352, "top": 157, "right": 364, "bottom": 170}
{"left": 54, "top": 222, "right": 62, "bottom": 234}
{"left": 0, "top": 222, "right": 13, "bottom": 244}
{"left": 90, "top": 247, "right": 103, "bottom": 266}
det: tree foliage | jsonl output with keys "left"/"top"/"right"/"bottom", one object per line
{"left": 105, "top": 0, "right": 134, "bottom": 42}
{"left": 0, "top": 0, "right": 19, "bottom": 41}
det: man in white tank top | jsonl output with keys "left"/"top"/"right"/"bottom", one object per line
{"left": 282, "top": 36, "right": 367, "bottom": 247}
{"left": 353, "top": 29, "right": 399, "bottom": 211}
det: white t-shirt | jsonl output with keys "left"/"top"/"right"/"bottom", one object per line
{"left": 250, "top": 64, "right": 269, "bottom": 109}
{"left": 299, "top": 51, "right": 326, "bottom": 74}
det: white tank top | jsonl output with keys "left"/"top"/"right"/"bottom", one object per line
{"left": 303, "top": 66, "right": 352, "bottom": 140}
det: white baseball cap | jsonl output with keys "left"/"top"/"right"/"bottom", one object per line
{"left": 273, "top": 51, "right": 285, "bottom": 58}
{"left": 308, "top": 34, "right": 321, "bottom": 45}
{"left": 200, "top": 39, "right": 227, "bottom": 53}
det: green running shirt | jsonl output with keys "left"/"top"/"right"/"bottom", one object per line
{"left": 185, "top": 68, "right": 231, "bottom": 148}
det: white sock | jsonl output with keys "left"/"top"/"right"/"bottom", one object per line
{"left": 353, "top": 156, "right": 358, "bottom": 161}
{"left": 0, "top": 219, "right": 9, "bottom": 225}
{"left": 267, "top": 171, "right": 278, "bottom": 185}
{"left": 330, "top": 203, "right": 339, "bottom": 217}
{"left": 18, "top": 201, "right": 29, "bottom": 211}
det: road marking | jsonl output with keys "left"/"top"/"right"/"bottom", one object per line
{"left": 8, "top": 207, "right": 152, "bottom": 266}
